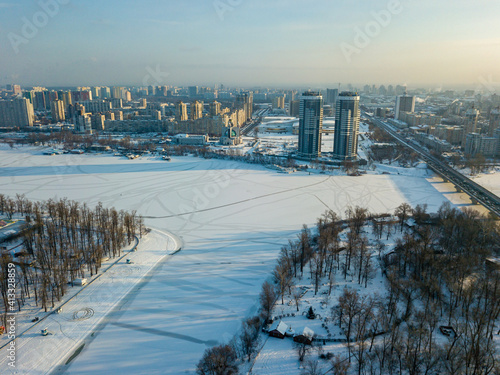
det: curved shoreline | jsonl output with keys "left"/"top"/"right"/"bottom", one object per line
{"left": 0, "top": 228, "right": 180, "bottom": 375}
{"left": 0, "top": 236, "right": 140, "bottom": 353}
{"left": 54, "top": 227, "right": 182, "bottom": 374}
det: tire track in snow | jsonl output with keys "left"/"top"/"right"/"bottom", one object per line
{"left": 143, "top": 176, "right": 332, "bottom": 219}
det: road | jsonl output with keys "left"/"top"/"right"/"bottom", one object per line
{"left": 241, "top": 108, "right": 268, "bottom": 136}
{"left": 364, "top": 112, "right": 500, "bottom": 218}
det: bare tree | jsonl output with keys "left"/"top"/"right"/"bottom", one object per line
{"left": 239, "top": 316, "right": 261, "bottom": 362}
{"left": 260, "top": 281, "right": 277, "bottom": 321}
{"left": 330, "top": 354, "right": 350, "bottom": 375}
{"left": 293, "top": 287, "right": 303, "bottom": 312}
{"left": 196, "top": 344, "right": 238, "bottom": 375}
{"left": 301, "top": 359, "right": 323, "bottom": 375}
{"left": 294, "top": 340, "right": 313, "bottom": 362}
{"left": 394, "top": 203, "right": 412, "bottom": 232}
{"left": 274, "top": 255, "right": 292, "bottom": 304}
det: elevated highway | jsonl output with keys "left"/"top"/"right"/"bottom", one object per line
{"left": 365, "top": 113, "right": 500, "bottom": 218}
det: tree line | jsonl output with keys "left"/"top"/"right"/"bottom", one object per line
{"left": 0, "top": 194, "right": 144, "bottom": 326}
{"left": 196, "top": 202, "right": 500, "bottom": 375}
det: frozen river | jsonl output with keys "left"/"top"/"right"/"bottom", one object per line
{"left": 0, "top": 145, "right": 475, "bottom": 374}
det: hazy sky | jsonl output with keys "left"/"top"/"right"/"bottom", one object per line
{"left": 1, "top": 0, "right": 499, "bottom": 89}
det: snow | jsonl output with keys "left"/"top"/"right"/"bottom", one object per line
{"left": 251, "top": 338, "right": 309, "bottom": 375}
{"left": 0, "top": 228, "right": 177, "bottom": 375}
{"left": 469, "top": 168, "right": 500, "bottom": 196}
{"left": 0, "top": 144, "right": 480, "bottom": 374}
{"left": 296, "top": 326, "right": 314, "bottom": 340}
{"left": 269, "top": 321, "right": 288, "bottom": 336}
{"left": 249, "top": 220, "right": 421, "bottom": 374}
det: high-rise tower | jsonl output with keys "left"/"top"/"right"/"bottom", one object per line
{"left": 50, "top": 99, "right": 65, "bottom": 122}
{"left": 333, "top": 92, "right": 360, "bottom": 160}
{"left": 462, "top": 108, "right": 479, "bottom": 147}
{"left": 175, "top": 101, "right": 188, "bottom": 121}
{"left": 395, "top": 94, "right": 415, "bottom": 120}
{"left": 298, "top": 92, "right": 323, "bottom": 158}
{"left": 488, "top": 108, "right": 500, "bottom": 136}
{"left": 190, "top": 101, "right": 204, "bottom": 120}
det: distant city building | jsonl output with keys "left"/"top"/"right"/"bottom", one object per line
{"left": 298, "top": 91, "right": 323, "bottom": 158}
{"left": 414, "top": 133, "right": 451, "bottom": 153}
{"left": 75, "top": 111, "right": 92, "bottom": 134}
{"left": 399, "top": 112, "right": 442, "bottom": 127}
{"left": 60, "top": 91, "right": 72, "bottom": 111}
{"left": 461, "top": 108, "right": 479, "bottom": 147}
{"left": 253, "top": 93, "right": 267, "bottom": 102}
{"left": 7, "top": 84, "right": 22, "bottom": 96}
{"left": 91, "top": 113, "right": 105, "bottom": 131}
{"left": 148, "top": 85, "right": 156, "bottom": 96}
{"left": 209, "top": 101, "right": 221, "bottom": 117}
{"left": 376, "top": 107, "right": 389, "bottom": 118}
{"left": 50, "top": 99, "right": 65, "bottom": 122}
{"left": 79, "top": 100, "right": 112, "bottom": 113}
{"left": 431, "top": 125, "right": 463, "bottom": 145}
{"left": 101, "top": 87, "right": 111, "bottom": 99}
{"left": 23, "top": 91, "right": 33, "bottom": 104}
{"left": 104, "top": 119, "right": 166, "bottom": 133}
{"left": 0, "top": 98, "right": 35, "bottom": 127}
{"left": 395, "top": 94, "right": 415, "bottom": 120}
{"left": 173, "top": 134, "right": 208, "bottom": 146}
{"left": 104, "top": 111, "right": 115, "bottom": 121}
{"left": 140, "top": 98, "right": 147, "bottom": 108}
{"left": 494, "top": 128, "right": 500, "bottom": 157}
{"left": 111, "top": 98, "right": 123, "bottom": 109}
{"left": 112, "top": 87, "right": 123, "bottom": 99}
{"left": 465, "top": 132, "right": 497, "bottom": 157}
{"left": 190, "top": 101, "right": 204, "bottom": 120}
{"left": 333, "top": 92, "right": 360, "bottom": 161}
{"left": 218, "top": 91, "right": 233, "bottom": 100}
{"left": 289, "top": 100, "right": 300, "bottom": 117}
{"left": 188, "top": 86, "right": 199, "bottom": 98}
{"left": 203, "top": 91, "right": 218, "bottom": 100}
{"left": 113, "top": 110, "right": 124, "bottom": 121}
{"left": 395, "top": 85, "right": 406, "bottom": 95}
{"left": 326, "top": 89, "right": 339, "bottom": 106}
{"left": 91, "top": 86, "right": 101, "bottom": 99}
{"left": 488, "top": 108, "right": 500, "bottom": 136}
{"left": 236, "top": 92, "right": 253, "bottom": 122}
{"left": 33, "top": 91, "right": 46, "bottom": 111}
{"left": 220, "top": 122, "right": 242, "bottom": 146}
{"left": 176, "top": 101, "right": 188, "bottom": 121}
{"left": 285, "top": 90, "right": 297, "bottom": 103}
{"left": 152, "top": 110, "right": 161, "bottom": 121}
{"left": 272, "top": 96, "right": 285, "bottom": 110}
{"left": 71, "top": 90, "right": 92, "bottom": 103}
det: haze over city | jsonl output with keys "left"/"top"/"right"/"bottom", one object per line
{"left": 1, "top": 0, "right": 500, "bottom": 88}
{"left": 2, "top": 1, "right": 500, "bottom": 374}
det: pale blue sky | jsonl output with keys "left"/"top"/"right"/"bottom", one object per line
{"left": 0, "top": 0, "right": 499, "bottom": 88}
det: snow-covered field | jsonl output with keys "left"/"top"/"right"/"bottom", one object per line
{"left": 250, "top": 220, "right": 403, "bottom": 375}
{"left": 0, "top": 145, "right": 480, "bottom": 374}
{"left": 0, "top": 229, "right": 177, "bottom": 375}
{"left": 470, "top": 168, "right": 500, "bottom": 197}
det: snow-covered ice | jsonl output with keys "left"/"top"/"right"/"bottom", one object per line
{"left": 0, "top": 145, "right": 479, "bottom": 374}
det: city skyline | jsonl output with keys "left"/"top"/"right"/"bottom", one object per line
{"left": 1, "top": 0, "right": 500, "bottom": 89}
